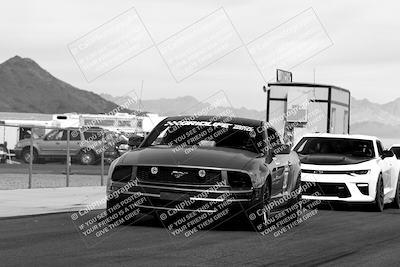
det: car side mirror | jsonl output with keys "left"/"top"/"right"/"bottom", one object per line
{"left": 382, "top": 150, "right": 394, "bottom": 159}
{"left": 264, "top": 149, "right": 274, "bottom": 164}
{"left": 128, "top": 136, "right": 144, "bottom": 148}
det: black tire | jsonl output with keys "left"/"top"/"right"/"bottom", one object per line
{"left": 106, "top": 199, "right": 120, "bottom": 225}
{"left": 0, "top": 145, "right": 7, "bottom": 163}
{"left": 22, "top": 147, "right": 38, "bottom": 164}
{"left": 247, "top": 182, "right": 271, "bottom": 232}
{"left": 79, "top": 150, "right": 96, "bottom": 165}
{"left": 106, "top": 198, "right": 138, "bottom": 226}
{"left": 286, "top": 176, "right": 303, "bottom": 225}
{"left": 372, "top": 175, "right": 384, "bottom": 212}
{"left": 0, "top": 145, "right": 6, "bottom": 163}
{"left": 392, "top": 174, "right": 400, "bottom": 209}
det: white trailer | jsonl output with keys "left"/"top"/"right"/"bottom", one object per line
{"left": 52, "top": 113, "right": 142, "bottom": 133}
{"left": 266, "top": 82, "right": 351, "bottom": 146}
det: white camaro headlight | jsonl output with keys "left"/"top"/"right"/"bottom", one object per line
{"left": 349, "top": 170, "right": 370, "bottom": 176}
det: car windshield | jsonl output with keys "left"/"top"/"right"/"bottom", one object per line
{"left": 294, "top": 137, "right": 375, "bottom": 158}
{"left": 143, "top": 120, "right": 263, "bottom": 153}
{"left": 391, "top": 147, "right": 400, "bottom": 159}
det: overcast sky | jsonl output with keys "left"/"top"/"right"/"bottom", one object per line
{"left": 0, "top": 0, "right": 399, "bottom": 110}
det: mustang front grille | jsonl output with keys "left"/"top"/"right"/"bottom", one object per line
{"left": 136, "top": 166, "right": 222, "bottom": 185}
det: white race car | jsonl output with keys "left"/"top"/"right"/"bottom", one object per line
{"left": 294, "top": 134, "right": 400, "bottom": 211}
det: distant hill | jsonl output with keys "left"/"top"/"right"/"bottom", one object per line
{"left": 350, "top": 97, "right": 400, "bottom": 138}
{"left": 351, "top": 97, "right": 400, "bottom": 126}
{"left": 383, "top": 98, "right": 400, "bottom": 118}
{"left": 100, "top": 93, "right": 266, "bottom": 120}
{"left": 351, "top": 121, "right": 400, "bottom": 138}
{"left": 0, "top": 56, "right": 122, "bottom": 114}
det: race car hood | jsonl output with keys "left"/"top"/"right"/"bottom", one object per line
{"left": 118, "top": 146, "right": 257, "bottom": 171}
{"left": 298, "top": 154, "right": 373, "bottom": 165}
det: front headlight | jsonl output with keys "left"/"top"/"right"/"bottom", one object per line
{"left": 350, "top": 170, "right": 370, "bottom": 176}
{"left": 228, "top": 171, "right": 253, "bottom": 188}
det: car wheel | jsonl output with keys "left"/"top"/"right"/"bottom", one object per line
{"left": 106, "top": 199, "right": 120, "bottom": 225}
{"left": 372, "top": 175, "right": 384, "bottom": 212}
{"left": 106, "top": 199, "right": 138, "bottom": 226}
{"left": 392, "top": 174, "right": 400, "bottom": 209}
{"left": 247, "top": 182, "right": 271, "bottom": 232}
{"left": 22, "top": 147, "right": 38, "bottom": 164}
{"left": 0, "top": 145, "right": 7, "bottom": 163}
{"left": 287, "top": 176, "right": 303, "bottom": 225}
{"left": 79, "top": 150, "right": 95, "bottom": 165}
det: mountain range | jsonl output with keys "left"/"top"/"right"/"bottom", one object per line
{"left": 100, "top": 93, "right": 400, "bottom": 138}
{"left": 0, "top": 56, "right": 399, "bottom": 139}
{"left": 99, "top": 93, "right": 266, "bottom": 120}
{"left": 0, "top": 56, "right": 121, "bottom": 114}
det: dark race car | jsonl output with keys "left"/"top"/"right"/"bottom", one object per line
{"left": 106, "top": 116, "right": 301, "bottom": 231}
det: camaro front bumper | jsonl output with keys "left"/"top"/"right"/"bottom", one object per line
{"left": 301, "top": 172, "right": 377, "bottom": 203}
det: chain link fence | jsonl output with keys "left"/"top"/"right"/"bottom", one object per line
{"left": 0, "top": 124, "right": 141, "bottom": 190}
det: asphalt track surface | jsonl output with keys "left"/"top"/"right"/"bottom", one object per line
{"left": 1, "top": 205, "right": 400, "bottom": 266}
